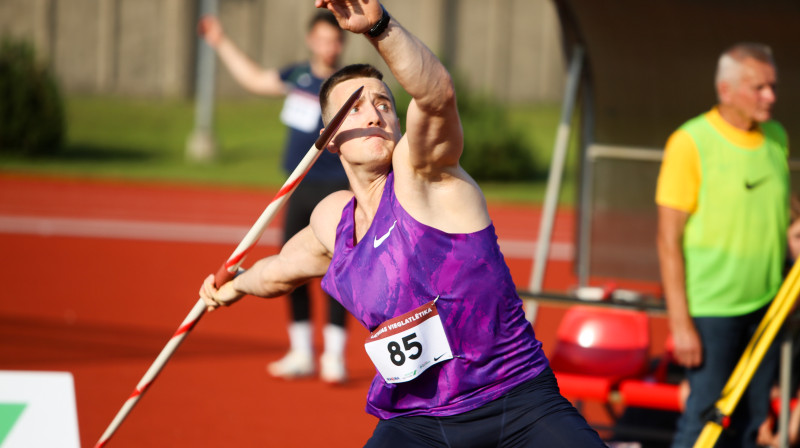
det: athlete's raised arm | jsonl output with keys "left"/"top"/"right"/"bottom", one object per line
{"left": 316, "top": 0, "right": 462, "bottom": 175}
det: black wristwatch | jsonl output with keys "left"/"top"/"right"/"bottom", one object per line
{"left": 365, "top": 5, "right": 390, "bottom": 38}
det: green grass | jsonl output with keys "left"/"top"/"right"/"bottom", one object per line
{"left": 0, "top": 95, "right": 579, "bottom": 205}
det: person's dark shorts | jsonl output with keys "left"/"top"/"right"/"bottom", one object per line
{"left": 364, "top": 366, "right": 607, "bottom": 448}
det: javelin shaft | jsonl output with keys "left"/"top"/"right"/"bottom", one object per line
{"left": 95, "top": 299, "right": 206, "bottom": 448}
{"left": 95, "top": 86, "right": 363, "bottom": 448}
{"left": 213, "top": 143, "right": 327, "bottom": 284}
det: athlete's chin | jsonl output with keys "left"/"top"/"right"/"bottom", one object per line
{"left": 365, "top": 137, "right": 393, "bottom": 153}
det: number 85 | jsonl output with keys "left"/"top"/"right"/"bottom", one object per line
{"left": 387, "top": 333, "right": 422, "bottom": 366}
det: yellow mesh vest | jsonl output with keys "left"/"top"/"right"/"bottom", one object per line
{"left": 683, "top": 116, "right": 788, "bottom": 316}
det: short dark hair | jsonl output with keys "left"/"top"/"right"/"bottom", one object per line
{"left": 319, "top": 64, "right": 396, "bottom": 124}
{"left": 309, "top": 10, "right": 340, "bottom": 32}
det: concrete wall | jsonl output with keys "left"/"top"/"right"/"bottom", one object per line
{"left": 0, "top": 0, "right": 566, "bottom": 103}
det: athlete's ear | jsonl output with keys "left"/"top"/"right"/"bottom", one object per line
{"left": 320, "top": 128, "right": 341, "bottom": 154}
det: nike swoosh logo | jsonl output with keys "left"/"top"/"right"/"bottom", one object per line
{"left": 373, "top": 220, "right": 397, "bottom": 248}
{"left": 433, "top": 354, "right": 446, "bottom": 362}
{"left": 745, "top": 177, "right": 768, "bottom": 190}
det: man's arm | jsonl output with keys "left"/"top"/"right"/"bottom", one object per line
{"left": 198, "top": 15, "right": 285, "bottom": 96}
{"left": 369, "top": 11, "right": 462, "bottom": 172}
{"left": 199, "top": 191, "right": 349, "bottom": 311}
{"left": 200, "top": 225, "right": 331, "bottom": 311}
{"left": 657, "top": 205, "right": 702, "bottom": 368}
{"left": 317, "top": 1, "right": 462, "bottom": 172}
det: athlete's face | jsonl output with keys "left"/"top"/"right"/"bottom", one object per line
{"left": 718, "top": 57, "right": 777, "bottom": 129}
{"left": 325, "top": 77, "right": 401, "bottom": 168}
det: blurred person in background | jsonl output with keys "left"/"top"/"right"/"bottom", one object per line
{"left": 656, "top": 42, "right": 789, "bottom": 448}
{"left": 199, "top": 10, "right": 351, "bottom": 384}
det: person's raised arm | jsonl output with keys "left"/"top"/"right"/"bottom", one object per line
{"left": 198, "top": 15, "right": 285, "bottom": 96}
{"left": 317, "top": 1, "right": 462, "bottom": 171}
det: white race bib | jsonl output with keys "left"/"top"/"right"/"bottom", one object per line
{"left": 280, "top": 89, "right": 322, "bottom": 133}
{"left": 364, "top": 298, "right": 453, "bottom": 384}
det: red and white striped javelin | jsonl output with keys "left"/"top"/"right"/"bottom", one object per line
{"left": 95, "top": 85, "right": 363, "bottom": 448}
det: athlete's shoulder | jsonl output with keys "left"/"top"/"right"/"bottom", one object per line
{"left": 313, "top": 190, "right": 353, "bottom": 222}
{"left": 310, "top": 190, "right": 353, "bottom": 250}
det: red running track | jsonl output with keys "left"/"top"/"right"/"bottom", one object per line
{"left": 0, "top": 173, "right": 655, "bottom": 447}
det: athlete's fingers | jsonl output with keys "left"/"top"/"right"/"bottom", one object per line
{"left": 199, "top": 274, "right": 220, "bottom": 311}
{"left": 213, "top": 281, "right": 245, "bottom": 308}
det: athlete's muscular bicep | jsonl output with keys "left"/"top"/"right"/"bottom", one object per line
{"left": 232, "top": 226, "right": 330, "bottom": 299}
{"left": 245, "top": 190, "right": 354, "bottom": 298}
{"left": 402, "top": 93, "right": 463, "bottom": 174}
{"left": 205, "top": 228, "right": 331, "bottom": 308}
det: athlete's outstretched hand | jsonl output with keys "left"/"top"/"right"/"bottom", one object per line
{"left": 199, "top": 273, "right": 245, "bottom": 312}
{"left": 315, "top": 0, "right": 382, "bottom": 35}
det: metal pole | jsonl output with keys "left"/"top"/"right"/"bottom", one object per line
{"left": 576, "top": 74, "right": 595, "bottom": 287}
{"left": 186, "top": 0, "right": 218, "bottom": 162}
{"left": 779, "top": 330, "right": 791, "bottom": 448}
{"left": 524, "top": 45, "right": 583, "bottom": 323}
{"left": 528, "top": 45, "right": 584, "bottom": 292}
{"left": 777, "top": 312, "right": 800, "bottom": 448}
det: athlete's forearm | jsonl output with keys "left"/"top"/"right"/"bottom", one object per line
{"left": 366, "top": 11, "right": 454, "bottom": 114}
{"left": 232, "top": 256, "right": 297, "bottom": 299}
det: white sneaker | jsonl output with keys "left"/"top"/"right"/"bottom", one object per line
{"left": 267, "top": 350, "right": 314, "bottom": 379}
{"left": 319, "top": 353, "right": 347, "bottom": 384}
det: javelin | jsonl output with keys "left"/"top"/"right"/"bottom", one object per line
{"left": 95, "top": 85, "right": 363, "bottom": 448}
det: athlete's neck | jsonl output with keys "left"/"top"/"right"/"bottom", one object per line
{"left": 350, "top": 174, "right": 389, "bottom": 244}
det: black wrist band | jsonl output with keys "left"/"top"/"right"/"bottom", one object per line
{"left": 365, "top": 5, "right": 390, "bottom": 38}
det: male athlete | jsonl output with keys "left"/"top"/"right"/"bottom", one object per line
{"left": 200, "top": 1, "right": 606, "bottom": 446}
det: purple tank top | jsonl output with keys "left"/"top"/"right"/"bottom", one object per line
{"left": 321, "top": 172, "right": 549, "bottom": 419}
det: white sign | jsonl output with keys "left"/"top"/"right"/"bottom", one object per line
{"left": 0, "top": 371, "right": 80, "bottom": 447}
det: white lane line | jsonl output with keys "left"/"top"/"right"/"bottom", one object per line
{"left": 0, "top": 215, "right": 280, "bottom": 246}
{"left": 0, "top": 215, "right": 573, "bottom": 261}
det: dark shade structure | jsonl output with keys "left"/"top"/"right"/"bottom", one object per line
{"left": 551, "top": 0, "right": 800, "bottom": 284}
